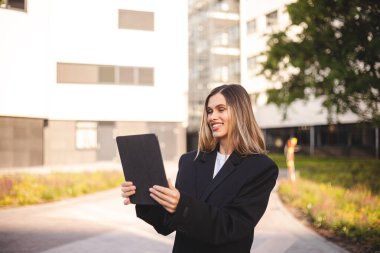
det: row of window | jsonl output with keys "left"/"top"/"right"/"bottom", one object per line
{"left": 1, "top": 2, "right": 155, "bottom": 32}
{"left": 247, "top": 10, "right": 278, "bottom": 35}
{"left": 57, "top": 63, "right": 154, "bottom": 86}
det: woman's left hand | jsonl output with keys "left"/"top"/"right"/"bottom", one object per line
{"left": 149, "top": 179, "right": 180, "bottom": 213}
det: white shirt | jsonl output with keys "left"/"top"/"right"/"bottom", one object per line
{"left": 213, "top": 152, "right": 230, "bottom": 178}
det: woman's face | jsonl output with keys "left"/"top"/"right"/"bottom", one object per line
{"left": 206, "top": 93, "right": 230, "bottom": 141}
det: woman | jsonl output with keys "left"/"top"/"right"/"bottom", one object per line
{"left": 121, "top": 84, "right": 278, "bottom": 253}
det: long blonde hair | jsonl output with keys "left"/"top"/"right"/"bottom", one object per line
{"left": 197, "top": 84, "right": 266, "bottom": 156}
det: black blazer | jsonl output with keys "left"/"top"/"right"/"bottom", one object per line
{"left": 136, "top": 149, "right": 279, "bottom": 253}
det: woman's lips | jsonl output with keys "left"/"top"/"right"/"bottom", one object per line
{"left": 211, "top": 123, "right": 223, "bottom": 131}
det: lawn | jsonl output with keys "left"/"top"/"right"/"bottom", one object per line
{"left": 268, "top": 153, "right": 380, "bottom": 253}
{"left": 268, "top": 153, "right": 380, "bottom": 193}
{"left": 0, "top": 170, "right": 124, "bottom": 207}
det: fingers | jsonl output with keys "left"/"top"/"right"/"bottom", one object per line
{"left": 121, "top": 185, "right": 136, "bottom": 193}
{"left": 121, "top": 190, "right": 135, "bottom": 198}
{"left": 121, "top": 181, "right": 136, "bottom": 204}
{"left": 149, "top": 184, "right": 180, "bottom": 213}
{"left": 121, "top": 181, "right": 134, "bottom": 187}
{"left": 149, "top": 193, "right": 176, "bottom": 213}
{"left": 150, "top": 186, "right": 178, "bottom": 204}
{"left": 121, "top": 181, "right": 136, "bottom": 192}
{"left": 151, "top": 185, "right": 177, "bottom": 198}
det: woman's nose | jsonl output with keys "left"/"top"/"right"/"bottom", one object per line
{"left": 209, "top": 111, "right": 218, "bottom": 120}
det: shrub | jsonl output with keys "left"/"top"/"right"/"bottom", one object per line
{"left": 0, "top": 171, "right": 124, "bottom": 207}
{"left": 279, "top": 179, "right": 380, "bottom": 253}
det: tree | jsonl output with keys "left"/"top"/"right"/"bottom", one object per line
{"left": 261, "top": 0, "right": 380, "bottom": 124}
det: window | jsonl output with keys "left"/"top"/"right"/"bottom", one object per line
{"left": 247, "top": 18, "right": 257, "bottom": 34}
{"left": 76, "top": 122, "right": 97, "bottom": 150}
{"left": 57, "top": 63, "right": 154, "bottom": 86}
{"left": 229, "top": 60, "right": 240, "bottom": 74}
{"left": 138, "top": 67, "right": 154, "bottom": 85}
{"left": 118, "top": 9, "right": 154, "bottom": 31}
{"left": 119, "top": 67, "right": 135, "bottom": 84}
{"left": 247, "top": 55, "right": 260, "bottom": 78}
{"left": 213, "top": 66, "right": 229, "bottom": 82}
{"left": 228, "top": 25, "right": 240, "bottom": 42}
{"left": 57, "top": 63, "right": 97, "bottom": 84}
{"left": 98, "top": 66, "right": 115, "bottom": 83}
{"left": 266, "top": 11, "right": 278, "bottom": 29}
{"left": 1, "top": 0, "right": 26, "bottom": 11}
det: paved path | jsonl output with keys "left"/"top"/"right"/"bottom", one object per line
{"left": 0, "top": 163, "right": 349, "bottom": 253}
{"left": 253, "top": 188, "right": 348, "bottom": 253}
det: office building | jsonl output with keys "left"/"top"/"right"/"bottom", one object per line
{"left": 0, "top": 0, "right": 188, "bottom": 168}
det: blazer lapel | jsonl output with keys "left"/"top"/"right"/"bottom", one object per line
{"left": 195, "top": 150, "right": 216, "bottom": 199}
{"left": 200, "top": 152, "right": 243, "bottom": 201}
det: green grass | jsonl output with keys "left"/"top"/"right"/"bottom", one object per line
{"left": 268, "top": 153, "right": 380, "bottom": 193}
{"left": 268, "top": 153, "right": 380, "bottom": 252}
{"left": 0, "top": 171, "right": 124, "bottom": 207}
{"left": 279, "top": 179, "right": 380, "bottom": 253}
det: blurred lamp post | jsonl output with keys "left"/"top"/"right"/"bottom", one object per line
{"left": 285, "top": 137, "right": 298, "bottom": 182}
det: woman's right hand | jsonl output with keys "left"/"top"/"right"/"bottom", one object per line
{"left": 121, "top": 181, "right": 136, "bottom": 205}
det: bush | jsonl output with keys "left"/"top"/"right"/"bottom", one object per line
{"left": 269, "top": 154, "right": 380, "bottom": 252}
{"left": 0, "top": 171, "right": 124, "bottom": 207}
{"left": 279, "top": 179, "right": 380, "bottom": 253}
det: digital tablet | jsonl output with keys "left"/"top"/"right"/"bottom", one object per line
{"left": 116, "top": 133, "right": 168, "bottom": 205}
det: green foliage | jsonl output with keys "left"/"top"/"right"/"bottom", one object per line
{"left": 261, "top": 0, "right": 380, "bottom": 125}
{"left": 0, "top": 171, "right": 124, "bottom": 207}
{"left": 279, "top": 179, "right": 380, "bottom": 252}
{"left": 273, "top": 153, "right": 380, "bottom": 252}
{"left": 268, "top": 153, "right": 380, "bottom": 193}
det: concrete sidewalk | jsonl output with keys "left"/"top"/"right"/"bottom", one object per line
{"left": 0, "top": 161, "right": 123, "bottom": 175}
{"left": 253, "top": 186, "right": 349, "bottom": 253}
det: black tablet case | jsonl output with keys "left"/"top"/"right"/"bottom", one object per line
{"left": 116, "top": 134, "right": 168, "bottom": 205}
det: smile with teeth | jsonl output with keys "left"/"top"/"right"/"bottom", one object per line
{"left": 211, "top": 123, "right": 224, "bottom": 131}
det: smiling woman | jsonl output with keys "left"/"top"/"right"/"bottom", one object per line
{"left": 121, "top": 84, "right": 279, "bottom": 253}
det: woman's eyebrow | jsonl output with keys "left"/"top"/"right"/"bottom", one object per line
{"left": 207, "top": 104, "right": 226, "bottom": 109}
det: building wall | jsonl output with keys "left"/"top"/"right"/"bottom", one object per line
{"left": 44, "top": 121, "right": 96, "bottom": 165}
{"left": 0, "top": 0, "right": 50, "bottom": 119}
{"left": 43, "top": 120, "right": 186, "bottom": 167}
{"left": 0, "top": 0, "right": 188, "bottom": 122}
{"left": 243, "top": 0, "right": 294, "bottom": 94}
{"left": 47, "top": 0, "right": 188, "bottom": 122}
{"left": 0, "top": 117, "right": 44, "bottom": 168}
{"left": 0, "top": 0, "right": 188, "bottom": 168}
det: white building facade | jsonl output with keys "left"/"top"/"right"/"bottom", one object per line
{"left": 0, "top": 0, "right": 188, "bottom": 168}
